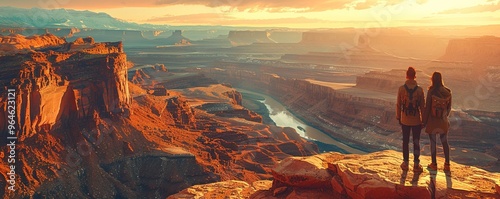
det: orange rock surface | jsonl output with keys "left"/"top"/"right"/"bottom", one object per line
{"left": 171, "top": 150, "right": 500, "bottom": 198}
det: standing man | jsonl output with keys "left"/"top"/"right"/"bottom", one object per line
{"left": 396, "top": 67, "right": 425, "bottom": 172}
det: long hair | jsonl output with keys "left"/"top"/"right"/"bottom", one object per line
{"left": 429, "top": 72, "right": 444, "bottom": 90}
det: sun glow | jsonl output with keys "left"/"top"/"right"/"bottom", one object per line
{"left": 3, "top": 0, "right": 500, "bottom": 28}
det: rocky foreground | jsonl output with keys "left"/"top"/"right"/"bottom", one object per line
{"left": 169, "top": 150, "right": 500, "bottom": 199}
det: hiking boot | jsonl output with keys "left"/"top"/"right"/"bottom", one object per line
{"left": 427, "top": 163, "right": 437, "bottom": 171}
{"left": 400, "top": 162, "right": 409, "bottom": 170}
{"left": 413, "top": 164, "right": 423, "bottom": 173}
{"left": 443, "top": 163, "right": 451, "bottom": 171}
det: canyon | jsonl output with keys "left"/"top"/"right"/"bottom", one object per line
{"left": 0, "top": 34, "right": 318, "bottom": 198}
{"left": 0, "top": 26, "right": 499, "bottom": 199}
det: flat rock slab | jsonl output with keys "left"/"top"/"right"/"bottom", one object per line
{"left": 167, "top": 180, "right": 272, "bottom": 199}
{"left": 272, "top": 150, "right": 500, "bottom": 199}
{"left": 271, "top": 153, "right": 344, "bottom": 188}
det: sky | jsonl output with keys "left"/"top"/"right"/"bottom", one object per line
{"left": 1, "top": 0, "right": 500, "bottom": 28}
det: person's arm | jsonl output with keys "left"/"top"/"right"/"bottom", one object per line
{"left": 396, "top": 87, "right": 402, "bottom": 122}
{"left": 422, "top": 90, "right": 432, "bottom": 125}
{"left": 419, "top": 88, "right": 425, "bottom": 122}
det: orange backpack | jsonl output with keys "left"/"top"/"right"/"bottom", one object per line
{"left": 431, "top": 95, "right": 451, "bottom": 119}
{"left": 401, "top": 85, "right": 420, "bottom": 116}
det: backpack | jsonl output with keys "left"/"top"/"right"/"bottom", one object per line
{"left": 431, "top": 95, "right": 451, "bottom": 119}
{"left": 401, "top": 84, "right": 420, "bottom": 116}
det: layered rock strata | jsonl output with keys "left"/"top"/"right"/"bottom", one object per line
{"left": 0, "top": 34, "right": 130, "bottom": 141}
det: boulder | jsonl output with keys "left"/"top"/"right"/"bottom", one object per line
{"left": 271, "top": 153, "right": 344, "bottom": 188}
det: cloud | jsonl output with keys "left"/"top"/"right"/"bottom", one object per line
{"left": 155, "top": 0, "right": 424, "bottom": 11}
{"left": 440, "top": 1, "right": 500, "bottom": 14}
{"left": 147, "top": 13, "right": 229, "bottom": 24}
{"left": 146, "top": 13, "right": 336, "bottom": 25}
{"left": 2, "top": 0, "right": 425, "bottom": 11}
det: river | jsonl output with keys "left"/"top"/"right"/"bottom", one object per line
{"left": 237, "top": 88, "right": 365, "bottom": 154}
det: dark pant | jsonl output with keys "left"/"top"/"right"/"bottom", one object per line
{"left": 428, "top": 133, "right": 450, "bottom": 164}
{"left": 402, "top": 125, "right": 421, "bottom": 164}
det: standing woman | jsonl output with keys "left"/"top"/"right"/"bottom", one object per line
{"left": 422, "top": 72, "right": 452, "bottom": 171}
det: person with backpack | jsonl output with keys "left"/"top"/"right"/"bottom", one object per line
{"left": 422, "top": 72, "right": 452, "bottom": 171}
{"left": 396, "top": 67, "right": 425, "bottom": 172}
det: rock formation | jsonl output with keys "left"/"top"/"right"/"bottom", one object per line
{"left": 299, "top": 29, "right": 449, "bottom": 60}
{"left": 163, "top": 30, "right": 192, "bottom": 46}
{"left": 170, "top": 150, "right": 500, "bottom": 199}
{"left": 300, "top": 30, "right": 357, "bottom": 45}
{"left": 228, "top": 31, "right": 275, "bottom": 46}
{"left": 223, "top": 90, "right": 243, "bottom": 106}
{"left": 281, "top": 46, "right": 430, "bottom": 69}
{"left": 439, "top": 36, "right": 500, "bottom": 66}
{"left": 166, "top": 97, "right": 197, "bottom": 128}
{"left": 0, "top": 34, "right": 130, "bottom": 141}
{"left": 0, "top": 34, "right": 66, "bottom": 55}
{"left": 131, "top": 69, "right": 150, "bottom": 85}
{"left": 268, "top": 31, "right": 302, "bottom": 43}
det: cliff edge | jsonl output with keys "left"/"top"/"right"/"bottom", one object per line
{"left": 170, "top": 150, "right": 500, "bottom": 199}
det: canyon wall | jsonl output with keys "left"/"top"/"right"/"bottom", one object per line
{"left": 0, "top": 34, "right": 130, "bottom": 141}
{"left": 439, "top": 36, "right": 500, "bottom": 65}
{"left": 228, "top": 31, "right": 275, "bottom": 46}
{"left": 268, "top": 31, "right": 302, "bottom": 43}
{"left": 300, "top": 29, "right": 449, "bottom": 59}
{"left": 161, "top": 30, "right": 191, "bottom": 45}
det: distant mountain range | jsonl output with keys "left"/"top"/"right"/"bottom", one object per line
{"left": 0, "top": 7, "right": 172, "bottom": 30}
{"left": 0, "top": 7, "right": 269, "bottom": 31}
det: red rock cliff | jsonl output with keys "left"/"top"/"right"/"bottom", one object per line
{"left": 0, "top": 34, "right": 130, "bottom": 141}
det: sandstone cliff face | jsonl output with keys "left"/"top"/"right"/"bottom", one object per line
{"left": 299, "top": 29, "right": 448, "bottom": 59}
{"left": 166, "top": 97, "right": 197, "bottom": 128}
{"left": 163, "top": 30, "right": 192, "bottom": 46}
{"left": 300, "top": 30, "right": 357, "bottom": 45}
{"left": 0, "top": 35, "right": 220, "bottom": 198}
{"left": 170, "top": 150, "right": 500, "bottom": 199}
{"left": 0, "top": 35, "right": 130, "bottom": 141}
{"left": 223, "top": 90, "right": 243, "bottom": 106}
{"left": 228, "top": 31, "right": 275, "bottom": 46}
{"left": 440, "top": 36, "right": 500, "bottom": 65}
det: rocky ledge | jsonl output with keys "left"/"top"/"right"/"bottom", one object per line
{"left": 170, "top": 150, "right": 500, "bottom": 199}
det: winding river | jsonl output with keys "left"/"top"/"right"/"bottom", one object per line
{"left": 237, "top": 88, "right": 364, "bottom": 154}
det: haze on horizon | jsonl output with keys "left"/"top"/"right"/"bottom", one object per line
{"left": 1, "top": 0, "right": 500, "bottom": 28}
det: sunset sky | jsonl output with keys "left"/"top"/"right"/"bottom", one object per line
{"left": 1, "top": 0, "right": 500, "bottom": 28}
